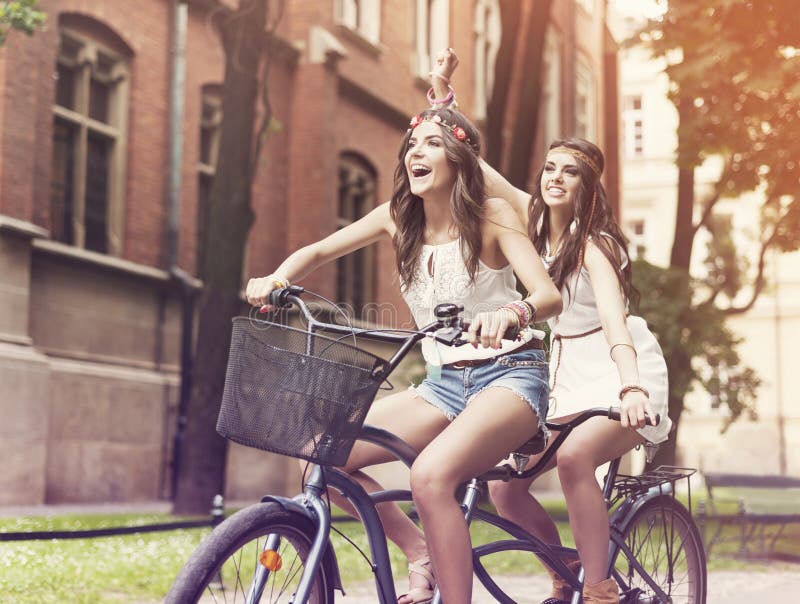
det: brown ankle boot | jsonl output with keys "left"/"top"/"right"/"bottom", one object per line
{"left": 542, "top": 559, "right": 582, "bottom": 603}
{"left": 581, "top": 578, "right": 619, "bottom": 604}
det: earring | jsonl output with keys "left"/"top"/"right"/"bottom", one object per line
{"left": 569, "top": 219, "right": 578, "bottom": 235}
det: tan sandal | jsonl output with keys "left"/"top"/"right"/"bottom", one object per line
{"left": 398, "top": 555, "right": 436, "bottom": 604}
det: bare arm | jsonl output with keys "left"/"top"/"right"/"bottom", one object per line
{"left": 583, "top": 241, "right": 656, "bottom": 429}
{"left": 479, "top": 158, "right": 532, "bottom": 225}
{"left": 246, "top": 202, "right": 393, "bottom": 307}
{"left": 489, "top": 199, "right": 561, "bottom": 320}
{"left": 430, "top": 49, "right": 531, "bottom": 225}
{"left": 467, "top": 198, "right": 562, "bottom": 348}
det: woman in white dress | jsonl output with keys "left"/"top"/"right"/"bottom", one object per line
{"left": 429, "top": 50, "right": 672, "bottom": 604}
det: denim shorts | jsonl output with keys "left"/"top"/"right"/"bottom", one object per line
{"left": 411, "top": 348, "right": 550, "bottom": 429}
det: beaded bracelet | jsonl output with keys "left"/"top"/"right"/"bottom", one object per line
{"left": 521, "top": 299, "right": 537, "bottom": 324}
{"left": 618, "top": 384, "right": 650, "bottom": 401}
{"left": 426, "top": 85, "right": 455, "bottom": 107}
{"left": 502, "top": 300, "right": 531, "bottom": 327}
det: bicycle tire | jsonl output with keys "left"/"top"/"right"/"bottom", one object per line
{"left": 468, "top": 508, "right": 565, "bottom": 603}
{"left": 612, "top": 495, "right": 707, "bottom": 604}
{"left": 166, "top": 502, "right": 335, "bottom": 604}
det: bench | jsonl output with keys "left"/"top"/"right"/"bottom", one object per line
{"left": 698, "top": 472, "right": 800, "bottom": 558}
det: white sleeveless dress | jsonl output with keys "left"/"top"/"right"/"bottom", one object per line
{"left": 545, "top": 238, "right": 672, "bottom": 444}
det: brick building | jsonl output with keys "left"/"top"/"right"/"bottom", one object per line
{"left": 0, "top": 0, "right": 619, "bottom": 505}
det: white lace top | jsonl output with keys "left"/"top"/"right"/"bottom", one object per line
{"left": 401, "top": 239, "right": 539, "bottom": 365}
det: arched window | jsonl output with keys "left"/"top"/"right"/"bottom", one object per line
{"left": 337, "top": 153, "right": 377, "bottom": 317}
{"left": 49, "top": 15, "right": 131, "bottom": 255}
{"left": 473, "top": 0, "right": 501, "bottom": 120}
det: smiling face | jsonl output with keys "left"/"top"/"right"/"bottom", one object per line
{"left": 540, "top": 150, "right": 582, "bottom": 212}
{"left": 404, "top": 120, "right": 456, "bottom": 198}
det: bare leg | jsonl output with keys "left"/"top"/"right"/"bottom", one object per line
{"left": 410, "top": 387, "right": 542, "bottom": 603}
{"left": 555, "top": 418, "right": 644, "bottom": 585}
{"left": 325, "top": 390, "right": 450, "bottom": 601}
{"left": 487, "top": 448, "right": 560, "bottom": 545}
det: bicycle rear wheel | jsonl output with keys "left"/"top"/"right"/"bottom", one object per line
{"left": 612, "top": 495, "right": 706, "bottom": 604}
{"left": 166, "top": 502, "right": 335, "bottom": 604}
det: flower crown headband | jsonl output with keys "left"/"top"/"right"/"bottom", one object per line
{"left": 408, "top": 113, "right": 479, "bottom": 154}
{"left": 548, "top": 146, "right": 602, "bottom": 177}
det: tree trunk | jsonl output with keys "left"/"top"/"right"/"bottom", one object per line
{"left": 504, "top": 0, "right": 552, "bottom": 189}
{"left": 649, "top": 99, "right": 697, "bottom": 468}
{"left": 485, "top": 0, "right": 521, "bottom": 168}
{"left": 172, "top": 0, "right": 266, "bottom": 515}
{"left": 669, "top": 99, "right": 696, "bottom": 270}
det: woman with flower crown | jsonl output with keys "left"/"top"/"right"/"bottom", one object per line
{"left": 246, "top": 107, "right": 562, "bottom": 603}
{"left": 429, "top": 50, "right": 672, "bottom": 604}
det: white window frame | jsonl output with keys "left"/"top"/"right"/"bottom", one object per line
{"left": 623, "top": 94, "right": 644, "bottom": 158}
{"left": 415, "top": 0, "right": 450, "bottom": 77}
{"left": 473, "top": 0, "right": 501, "bottom": 120}
{"left": 335, "top": 0, "right": 381, "bottom": 45}
{"left": 51, "top": 28, "right": 129, "bottom": 256}
{"left": 574, "top": 54, "right": 596, "bottom": 141}
{"left": 541, "top": 29, "right": 562, "bottom": 154}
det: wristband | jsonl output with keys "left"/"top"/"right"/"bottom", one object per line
{"left": 609, "top": 342, "right": 637, "bottom": 360}
{"left": 426, "top": 85, "right": 455, "bottom": 107}
{"left": 619, "top": 384, "right": 650, "bottom": 401}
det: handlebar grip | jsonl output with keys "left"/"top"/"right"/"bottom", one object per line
{"left": 607, "top": 407, "right": 660, "bottom": 426}
{"left": 269, "top": 285, "right": 305, "bottom": 308}
{"left": 457, "top": 322, "right": 520, "bottom": 343}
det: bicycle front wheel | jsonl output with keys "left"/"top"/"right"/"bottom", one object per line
{"left": 612, "top": 495, "right": 706, "bottom": 604}
{"left": 166, "top": 502, "right": 335, "bottom": 604}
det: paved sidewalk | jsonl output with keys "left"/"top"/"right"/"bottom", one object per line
{"left": 338, "top": 568, "right": 800, "bottom": 603}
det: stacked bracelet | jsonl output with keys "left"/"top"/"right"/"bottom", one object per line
{"left": 618, "top": 384, "right": 650, "bottom": 401}
{"left": 426, "top": 85, "right": 456, "bottom": 108}
{"left": 502, "top": 300, "right": 535, "bottom": 328}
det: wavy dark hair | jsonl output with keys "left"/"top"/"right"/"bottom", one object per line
{"left": 528, "top": 138, "right": 639, "bottom": 307}
{"left": 390, "top": 108, "right": 486, "bottom": 288}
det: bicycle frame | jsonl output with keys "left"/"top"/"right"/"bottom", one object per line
{"left": 237, "top": 290, "right": 691, "bottom": 604}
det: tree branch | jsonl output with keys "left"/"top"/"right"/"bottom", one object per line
{"left": 720, "top": 205, "right": 790, "bottom": 316}
{"left": 251, "top": 0, "right": 284, "bottom": 184}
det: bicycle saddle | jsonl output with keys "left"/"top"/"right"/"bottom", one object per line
{"left": 514, "top": 430, "right": 547, "bottom": 456}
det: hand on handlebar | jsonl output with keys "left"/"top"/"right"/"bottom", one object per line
{"left": 619, "top": 390, "right": 658, "bottom": 429}
{"left": 466, "top": 308, "right": 520, "bottom": 350}
{"left": 245, "top": 274, "right": 285, "bottom": 312}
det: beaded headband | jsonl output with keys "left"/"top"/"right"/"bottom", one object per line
{"left": 408, "top": 113, "right": 479, "bottom": 154}
{"left": 548, "top": 146, "right": 602, "bottom": 176}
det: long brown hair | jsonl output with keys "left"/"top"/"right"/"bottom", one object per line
{"left": 528, "top": 138, "right": 639, "bottom": 307}
{"left": 390, "top": 108, "right": 486, "bottom": 288}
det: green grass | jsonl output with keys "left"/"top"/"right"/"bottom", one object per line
{"left": 1, "top": 500, "right": 798, "bottom": 603}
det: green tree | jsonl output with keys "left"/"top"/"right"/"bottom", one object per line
{"left": 0, "top": 0, "right": 45, "bottom": 44}
{"left": 633, "top": 0, "right": 799, "bottom": 466}
{"left": 173, "top": 0, "right": 284, "bottom": 515}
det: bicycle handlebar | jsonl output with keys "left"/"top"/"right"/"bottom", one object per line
{"left": 267, "top": 285, "right": 519, "bottom": 347}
